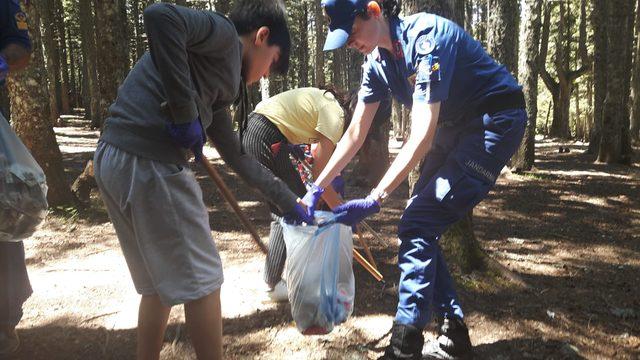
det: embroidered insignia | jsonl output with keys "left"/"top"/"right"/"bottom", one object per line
{"left": 430, "top": 55, "right": 441, "bottom": 82}
{"left": 415, "top": 35, "right": 435, "bottom": 55}
{"left": 15, "top": 12, "right": 28, "bottom": 31}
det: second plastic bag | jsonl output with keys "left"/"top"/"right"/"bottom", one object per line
{"left": 282, "top": 211, "right": 354, "bottom": 335}
{"left": 0, "top": 115, "right": 48, "bottom": 242}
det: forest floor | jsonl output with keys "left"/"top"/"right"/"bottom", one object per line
{"left": 8, "top": 116, "right": 640, "bottom": 360}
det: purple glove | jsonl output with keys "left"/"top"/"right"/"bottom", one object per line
{"left": 331, "top": 175, "right": 345, "bottom": 198}
{"left": 167, "top": 118, "right": 206, "bottom": 161}
{"left": 301, "top": 183, "right": 324, "bottom": 220}
{"left": 0, "top": 55, "right": 9, "bottom": 84}
{"left": 282, "top": 203, "right": 314, "bottom": 225}
{"left": 332, "top": 195, "right": 380, "bottom": 226}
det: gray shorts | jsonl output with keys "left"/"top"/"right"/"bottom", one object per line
{"left": 94, "top": 142, "right": 223, "bottom": 306}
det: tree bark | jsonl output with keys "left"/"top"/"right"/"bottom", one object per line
{"left": 8, "top": 1, "right": 75, "bottom": 206}
{"left": 53, "top": 0, "right": 70, "bottom": 114}
{"left": 214, "top": 0, "right": 231, "bottom": 14}
{"left": 486, "top": 0, "right": 519, "bottom": 76}
{"left": 93, "top": 0, "right": 130, "bottom": 126}
{"left": 356, "top": 99, "right": 392, "bottom": 187}
{"left": 540, "top": 0, "right": 589, "bottom": 139}
{"left": 597, "top": 0, "right": 634, "bottom": 164}
{"left": 299, "top": 1, "right": 309, "bottom": 87}
{"left": 79, "top": 0, "right": 101, "bottom": 127}
{"left": 511, "top": 0, "right": 541, "bottom": 172}
{"left": 314, "top": 0, "right": 325, "bottom": 87}
{"left": 631, "top": 0, "right": 640, "bottom": 143}
{"left": 39, "top": 0, "right": 60, "bottom": 124}
{"left": 587, "top": 0, "right": 606, "bottom": 153}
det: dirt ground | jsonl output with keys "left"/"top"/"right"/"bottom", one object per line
{"left": 8, "top": 118, "right": 640, "bottom": 360}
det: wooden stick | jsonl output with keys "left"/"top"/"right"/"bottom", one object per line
{"left": 355, "top": 227, "right": 379, "bottom": 269}
{"left": 353, "top": 248, "right": 384, "bottom": 282}
{"left": 200, "top": 157, "right": 268, "bottom": 254}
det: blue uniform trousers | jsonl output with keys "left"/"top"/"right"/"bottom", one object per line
{"left": 0, "top": 241, "right": 32, "bottom": 327}
{"left": 395, "top": 108, "right": 526, "bottom": 329}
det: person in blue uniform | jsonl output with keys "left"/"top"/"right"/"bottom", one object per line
{"left": 302, "top": 0, "right": 527, "bottom": 359}
{"left": 0, "top": 0, "right": 33, "bottom": 356}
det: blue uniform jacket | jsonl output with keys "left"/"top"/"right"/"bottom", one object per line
{"left": 358, "top": 13, "right": 520, "bottom": 126}
{"left": 0, "top": 0, "right": 31, "bottom": 50}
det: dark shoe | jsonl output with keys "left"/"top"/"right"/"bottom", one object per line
{"left": 379, "top": 322, "right": 424, "bottom": 360}
{"left": 0, "top": 328, "right": 20, "bottom": 358}
{"left": 422, "top": 317, "right": 472, "bottom": 359}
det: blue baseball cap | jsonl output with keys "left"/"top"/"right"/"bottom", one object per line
{"left": 321, "top": 0, "right": 368, "bottom": 51}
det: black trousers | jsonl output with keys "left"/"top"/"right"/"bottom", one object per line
{"left": 0, "top": 241, "right": 32, "bottom": 327}
{"left": 241, "top": 113, "right": 306, "bottom": 288}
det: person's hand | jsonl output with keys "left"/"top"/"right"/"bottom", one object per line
{"left": 282, "top": 200, "right": 313, "bottom": 225}
{"left": 167, "top": 118, "right": 206, "bottom": 161}
{"left": 330, "top": 175, "right": 345, "bottom": 198}
{"left": 301, "top": 183, "right": 324, "bottom": 219}
{"left": 332, "top": 195, "right": 380, "bottom": 226}
{"left": 0, "top": 55, "right": 9, "bottom": 84}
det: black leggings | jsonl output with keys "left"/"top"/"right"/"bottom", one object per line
{"left": 241, "top": 113, "right": 307, "bottom": 288}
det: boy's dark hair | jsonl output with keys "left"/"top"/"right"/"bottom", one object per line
{"left": 320, "top": 86, "right": 356, "bottom": 134}
{"left": 229, "top": 0, "right": 291, "bottom": 75}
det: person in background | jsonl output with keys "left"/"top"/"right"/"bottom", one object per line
{"left": 0, "top": 0, "right": 33, "bottom": 357}
{"left": 242, "top": 86, "right": 354, "bottom": 301}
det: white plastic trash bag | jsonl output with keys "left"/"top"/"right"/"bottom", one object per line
{"left": 282, "top": 211, "right": 355, "bottom": 335}
{"left": 0, "top": 115, "right": 48, "bottom": 242}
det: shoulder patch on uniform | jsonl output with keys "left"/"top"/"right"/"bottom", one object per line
{"left": 15, "top": 12, "right": 28, "bottom": 31}
{"left": 415, "top": 34, "right": 435, "bottom": 55}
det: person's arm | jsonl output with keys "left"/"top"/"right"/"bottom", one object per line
{"left": 314, "top": 100, "right": 380, "bottom": 188}
{"left": 310, "top": 135, "right": 336, "bottom": 180}
{"left": 372, "top": 101, "right": 440, "bottom": 200}
{"left": 143, "top": 4, "right": 235, "bottom": 124}
{"left": 1, "top": 43, "right": 30, "bottom": 71}
{"left": 206, "top": 108, "right": 300, "bottom": 213}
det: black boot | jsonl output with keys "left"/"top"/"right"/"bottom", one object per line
{"left": 379, "top": 322, "right": 425, "bottom": 360}
{"left": 422, "top": 316, "right": 473, "bottom": 359}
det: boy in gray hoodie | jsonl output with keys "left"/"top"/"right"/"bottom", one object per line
{"left": 94, "top": 1, "right": 309, "bottom": 358}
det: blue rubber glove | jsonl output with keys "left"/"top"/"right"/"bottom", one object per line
{"left": 332, "top": 195, "right": 380, "bottom": 226}
{"left": 167, "top": 118, "right": 206, "bottom": 161}
{"left": 330, "top": 175, "right": 345, "bottom": 198}
{"left": 0, "top": 55, "right": 9, "bottom": 84}
{"left": 282, "top": 203, "right": 314, "bottom": 225}
{"left": 301, "top": 183, "right": 324, "bottom": 220}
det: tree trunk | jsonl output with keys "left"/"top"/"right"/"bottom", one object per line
{"left": 588, "top": 0, "right": 606, "bottom": 153}
{"left": 486, "top": 0, "right": 519, "bottom": 76}
{"left": 540, "top": 0, "right": 589, "bottom": 140}
{"left": 404, "top": 0, "right": 484, "bottom": 273}
{"left": 214, "top": 0, "right": 231, "bottom": 14}
{"left": 79, "top": 0, "right": 100, "bottom": 126}
{"left": 39, "top": 0, "right": 60, "bottom": 124}
{"left": 93, "top": 0, "right": 130, "bottom": 126}
{"left": 314, "top": 0, "right": 325, "bottom": 87}
{"left": 53, "top": 0, "right": 70, "bottom": 114}
{"left": 356, "top": 99, "right": 391, "bottom": 187}
{"left": 631, "top": 0, "right": 640, "bottom": 143}
{"left": 597, "top": 0, "right": 634, "bottom": 164}
{"left": 392, "top": 99, "right": 404, "bottom": 141}
{"left": 298, "top": 1, "right": 309, "bottom": 87}
{"left": 511, "top": 0, "right": 541, "bottom": 172}
{"left": 66, "top": 26, "right": 77, "bottom": 109}
{"left": 8, "top": 1, "right": 75, "bottom": 206}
